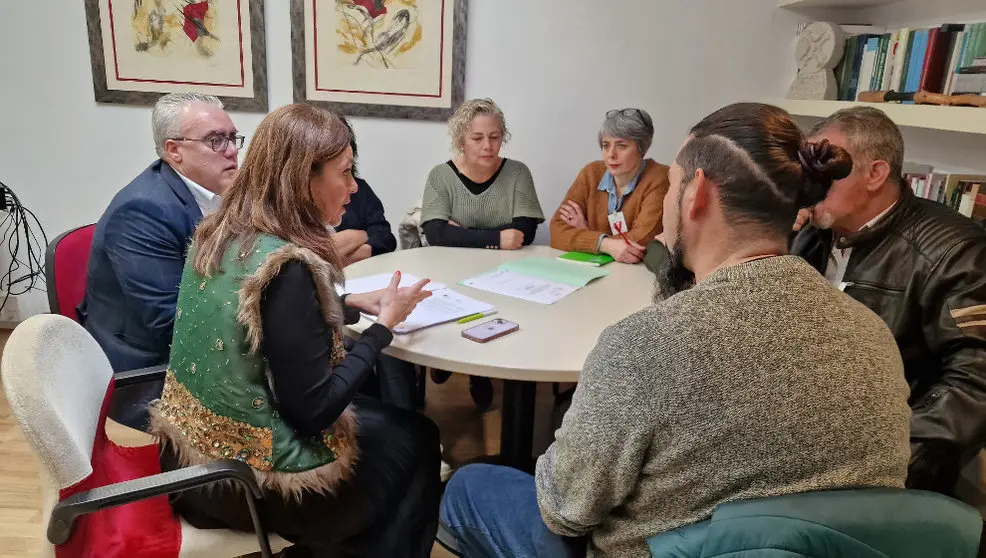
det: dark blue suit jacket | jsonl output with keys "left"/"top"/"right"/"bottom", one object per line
{"left": 336, "top": 177, "right": 397, "bottom": 256}
{"left": 79, "top": 160, "right": 202, "bottom": 373}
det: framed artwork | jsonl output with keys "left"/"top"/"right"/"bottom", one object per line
{"left": 290, "top": 0, "right": 468, "bottom": 120}
{"left": 84, "top": 0, "right": 268, "bottom": 111}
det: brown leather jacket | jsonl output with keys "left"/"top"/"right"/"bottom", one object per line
{"left": 792, "top": 188, "right": 986, "bottom": 496}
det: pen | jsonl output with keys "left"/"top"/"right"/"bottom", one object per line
{"left": 457, "top": 310, "right": 497, "bottom": 324}
{"left": 614, "top": 222, "right": 631, "bottom": 246}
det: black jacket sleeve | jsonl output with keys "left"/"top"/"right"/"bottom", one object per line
{"left": 422, "top": 219, "right": 501, "bottom": 249}
{"left": 908, "top": 238, "right": 986, "bottom": 493}
{"left": 422, "top": 216, "right": 541, "bottom": 249}
{"left": 355, "top": 178, "right": 397, "bottom": 256}
{"left": 260, "top": 260, "right": 393, "bottom": 438}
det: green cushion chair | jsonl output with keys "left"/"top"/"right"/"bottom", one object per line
{"left": 647, "top": 488, "right": 984, "bottom": 558}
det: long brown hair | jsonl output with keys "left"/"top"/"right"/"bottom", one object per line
{"left": 192, "top": 103, "right": 351, "bottom": 276}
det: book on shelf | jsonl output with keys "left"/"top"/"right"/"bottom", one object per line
{"left": 832, "top": 21, "right": 986, "bottom": 101}
{"left": 903, "top": 166, "right": 986, "bottom": 227}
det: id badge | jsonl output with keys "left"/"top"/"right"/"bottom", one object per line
{"left": 607, "top": 211, "right": 628, "bottom": 236}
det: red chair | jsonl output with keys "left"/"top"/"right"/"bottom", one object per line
{"left": 45, "top": 224, "right": 96, "bottom": 320}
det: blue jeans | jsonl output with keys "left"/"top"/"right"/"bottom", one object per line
{"left": 440, "top": 464, "right": 587, "bottom": 558}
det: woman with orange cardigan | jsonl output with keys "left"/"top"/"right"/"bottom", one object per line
{"left": 550, "top": 108, "right": 670, "bottom": 263}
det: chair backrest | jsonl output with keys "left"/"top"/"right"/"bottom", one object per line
{"left": 45, "top": 224, "right": 96, "bottom": 320}
{"left": 648, "top": 487, "right": 984, "bottom": 558}
{"left": 398, "top": 200, "right": 428, "bottom": 250}
{"left": 1, "top": 314, "right": 113, "bottom": 489}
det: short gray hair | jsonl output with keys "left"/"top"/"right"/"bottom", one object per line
{"left": 599, "top": 108, "right": 654, "bottom": 154}
{"left": 152, "top": 92, "right": 224, "bottom": 158}
{"left": 447, "top": 98, "right": 510, "bottom": 153}
{"left": 808, "top": 106, "right": 903, "bottom": 184}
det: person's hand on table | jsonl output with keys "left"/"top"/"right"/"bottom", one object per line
{"left": 558, "top": 200, "right": 588, "bottom": 230}
{"left": 332, "top": 228, "right": 368, "bottom": 253}
{"left": 601, "top": 237, "right": 645, "bottom": 264}
{"left": 792, "top": 208, "right": 813, "bottom": 232}
{"left": 347, "top": 243, "right": 372, "bottom": 264}
{"left": 376, "top": 272, "right": 432, "bottom": 329}
{"left": 499, "top": 229, "right": 524, "bottom": 250}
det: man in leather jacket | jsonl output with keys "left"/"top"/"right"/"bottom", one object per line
{"left": 790, "top": 106, "right": 986, "bottom": 497}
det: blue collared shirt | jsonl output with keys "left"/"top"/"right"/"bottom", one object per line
{"left": 597, "top": 160, "right": 648, "bottom": 214}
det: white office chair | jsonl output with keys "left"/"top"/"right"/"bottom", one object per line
{"left": 0, "top": 314, "right": 291, "bottom": 558}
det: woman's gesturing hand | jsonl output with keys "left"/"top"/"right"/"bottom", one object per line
{"left": 376, "top": 271, "right": 432, "bottom": 330}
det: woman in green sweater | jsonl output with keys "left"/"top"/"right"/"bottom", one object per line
{"left": 421, "top": 97, "right": 545, "bottom": 250}
{"left": 421, "top": 98, "right": 546, "bottom": 409}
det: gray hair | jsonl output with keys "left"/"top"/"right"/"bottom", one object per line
{"left": 152, "top": 92, "right": 224, "bottom": 158}
{"left": 598, "top": 108, "right": 654, "bottom": 155}
{"left": 447, "top": 98, "right": 510, "bottom": 154}
{"left": 808, "top": 106, "right": 903, "bottom": 184}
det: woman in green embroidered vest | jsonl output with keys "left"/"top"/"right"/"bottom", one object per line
{"left": 149, "top": 103, "right": 442, "bottom": 558}
{"left": 421, "top": 97, "right": 546, "bottom": 410}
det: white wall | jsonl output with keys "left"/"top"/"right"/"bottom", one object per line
{"left": 0, "top": 0, "right": 806, "bottom": 317}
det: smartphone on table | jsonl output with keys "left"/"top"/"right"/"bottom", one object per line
{"left": 462, "top": 318, "right": 519, "bottom": 343}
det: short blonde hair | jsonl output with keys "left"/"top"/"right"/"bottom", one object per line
{"left": 447, "top": 98, "right": 510, "bottom": 153}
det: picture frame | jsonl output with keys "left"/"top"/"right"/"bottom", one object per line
{"left": 83, "top": 0, "right": 268, "bottom": 111}
{"left": 290, "top": 0, "right": 467, "bottom": 121}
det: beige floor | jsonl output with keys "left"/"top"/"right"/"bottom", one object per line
{"left": 0, "top": 329, "right": 565, "bottom": 557}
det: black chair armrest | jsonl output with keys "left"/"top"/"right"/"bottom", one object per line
{"left": 113, "top": 364, "right": 168, "bottom": 387}
{"left": 48, "top": 460, "right": 273, "bottom": 557}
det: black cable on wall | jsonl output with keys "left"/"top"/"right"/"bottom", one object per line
{"left": 0, "top": 181, "right": 48, "bottom": 312}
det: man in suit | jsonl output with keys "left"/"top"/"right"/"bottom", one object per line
{"left": 79, "top": 92, "right": 242, "bottom": 429}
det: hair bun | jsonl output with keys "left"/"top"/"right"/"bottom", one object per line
{"left": 797, "top": 139, "right": 853, "bottom": 206}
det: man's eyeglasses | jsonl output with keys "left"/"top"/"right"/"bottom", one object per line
{"left": 170, "top": 134, "right": 245, "bottom": 152}
{"left": 606, "top": 108, "right": 644, "bottom": 120}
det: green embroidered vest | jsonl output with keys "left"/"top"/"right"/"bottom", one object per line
{"left": 151, "top": 234, "right": 358, "bottom": 496}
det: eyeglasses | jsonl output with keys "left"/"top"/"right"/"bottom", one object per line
{"left": 169, "top": 134, "right": 245, "bottom": 152}
{"left": 606, "top": 108, "right": 645, "bottom": 119}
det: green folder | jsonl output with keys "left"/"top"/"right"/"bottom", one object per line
{"left": 499, "top": 257, "right": 610, "bottom": 287}
{"left": 557, "top": 251, "right": 615, "bottom": 267}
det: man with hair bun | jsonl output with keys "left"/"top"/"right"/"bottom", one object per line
{"left": 440, "top": 103, "right": 911, "bottom": 558}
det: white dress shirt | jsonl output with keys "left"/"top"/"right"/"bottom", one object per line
{"left": 824, "top": 202, "right": 897, "bottom": 287}
{"left": 176, "top": 172, "right": 222, "bottom": 216}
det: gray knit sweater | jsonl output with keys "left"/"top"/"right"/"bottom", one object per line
{"left": 535, "top": 255, "right": 911, "bottom": 557}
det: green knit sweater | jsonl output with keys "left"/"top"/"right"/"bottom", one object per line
{"left": 535, "top": 255, "right": 911, "bottom": 557}
{"left": 420, "top": 159, "right": 544, "bottom": 227}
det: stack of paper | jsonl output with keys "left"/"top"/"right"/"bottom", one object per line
{"left": 459, "top": 257, "right": 609, "bottom": 305}
{"left": 339, "top": 272, "right": 492, "bottom": 334}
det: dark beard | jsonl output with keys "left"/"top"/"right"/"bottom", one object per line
{"left": 657, "top": 241, "right": 695, "bottom": 299}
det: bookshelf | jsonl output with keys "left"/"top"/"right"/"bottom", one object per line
{"left": 774, "top": 99, "right": 986, "bottom": 135}
{"left": 777, "top": 2, "right": 986, "bottom": 135}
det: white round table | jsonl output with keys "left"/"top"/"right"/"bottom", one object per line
{"left": 343, "top": 245, "right": 655, "bottom": 468}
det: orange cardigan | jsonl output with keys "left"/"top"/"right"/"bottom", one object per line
{"left": 549, "top": 159, "right": 670, "bottom": 253}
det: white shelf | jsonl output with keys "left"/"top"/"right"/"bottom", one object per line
{"left": 772, "top": 99, "right": 986, "bottom": 135}
{"left": 778, "top": 0, "right": 897, "bottom": 8}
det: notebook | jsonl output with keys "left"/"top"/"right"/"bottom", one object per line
{"left": 557, "top": 251, "right": 615, "bottom": 267}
